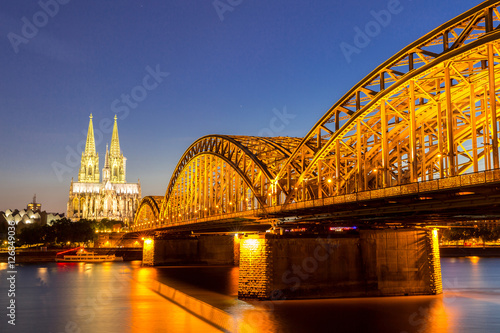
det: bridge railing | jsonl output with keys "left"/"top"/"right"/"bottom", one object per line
{"left": 282, "top": 169, "right": 500, "bottom": 213}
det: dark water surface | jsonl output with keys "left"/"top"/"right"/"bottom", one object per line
{"left": 1, "top": 257, "right": 499, "bottom": 332}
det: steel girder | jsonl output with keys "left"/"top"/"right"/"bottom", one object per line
{"left": 158, "top": 135, "right": 301, "bottom": 225}
{"left": 273, "top": 0, "right": 500, "bottom": 204}
{"left": 133, "top": 1, "right": 500, "bottom": 230}
{"left": 133, "top": 195, "right": 163, "bottom": 226}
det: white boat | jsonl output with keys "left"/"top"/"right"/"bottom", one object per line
{"left": 56, "top": 247, "right": 123, "bottom": 262}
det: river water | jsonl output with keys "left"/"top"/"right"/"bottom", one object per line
{"left": 1, "top": 257, "right": 499, "bottom": 333}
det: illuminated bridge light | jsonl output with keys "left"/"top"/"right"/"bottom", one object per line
{"left": 132, "top": 3, "right": 500, "bottom": 232}
{"left": 240, "top": 236, "right": 263, "bottom": 254}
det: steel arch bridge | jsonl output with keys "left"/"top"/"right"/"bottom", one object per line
{"left": 133, "top": 0, "right": 500, "bottom": 231}
{"left": 135, "top": 196, "right": 164, "bottom": 224}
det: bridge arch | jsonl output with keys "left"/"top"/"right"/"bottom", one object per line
{"left": 133, "top": 196, "right": 163, "bottom": 228}
{"left": 273, "top": 1, "right": 500, "bottom": 204}
{"left": 158, "top": 135, "right": 301, "bottom": 224}
{"left": 133, "top": 2, "right": 500, "bottom": 230}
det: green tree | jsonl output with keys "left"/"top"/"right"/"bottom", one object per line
{"left": 442, "top": 228, "right": 471, "bottom": 242}
{"left": 17, "top": 224, "right": 44, "bottom": 245}
{"left": 70, "top": 220, "right": 94, "bottom": 242}
{"left": 42, "top": 224, "right": 56, "bottom": 243}
{"left": 475, "top": 226, "right": 500, "bottom": 245}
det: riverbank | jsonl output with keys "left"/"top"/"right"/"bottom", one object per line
{"left": 0, "top": 247, "right": 143, "bottom": 263}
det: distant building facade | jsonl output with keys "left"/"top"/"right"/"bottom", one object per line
{"left": 2, "top": 196, "right": 64, "bottom": 226}
{"left": 27, "top": 194, "right": 41, "bottom": 212}
{"left": 67, "top": 115, "right": 141, "bottom": 225}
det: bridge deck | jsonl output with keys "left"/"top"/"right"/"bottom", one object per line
{"left": 132, "top": 169, "right": 500, "bottom": 233}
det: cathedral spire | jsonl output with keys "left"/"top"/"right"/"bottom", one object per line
{"left": 102, "top": 144, "right": 110, "bottom": 182}
{"left": 108, "top": 115, "right": 126, "bottom": 183}
{"left": 85, "top": 114, "right": 96, "bottom": 155}
{"left": 104, "top": 144, "right": 110, "bottom": 168}
{"left": 110, "top": 115, "right": 121, "bottom": 158}
{"left": 68, "top": 114, "right": 140, "bottom": 224}
{"left": 78, "top": 114, "right": 99, "bottom": 183}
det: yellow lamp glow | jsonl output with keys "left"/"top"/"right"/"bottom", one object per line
{"left": 241, "top": 236, "right": 263, "bottom": 254}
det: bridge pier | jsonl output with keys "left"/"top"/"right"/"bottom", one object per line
{"left": 142, "top": 234, "right": 236, "bottom": 266}
{"left": 238, "top": 229, "right": 442, "bottom": 300}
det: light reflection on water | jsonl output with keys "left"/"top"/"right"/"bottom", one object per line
{"left": 128, "top": 280, "right": 220, "bottom": 333}
{"left": 0, "top": 257, "right": 499, "bottom": 332}
{"left": 227, "top": 257, "right": 500, "bottom": 333}
{"left": 0, "top": 261, "right": 220, "bottom": 333}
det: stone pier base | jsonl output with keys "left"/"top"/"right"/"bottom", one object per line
{"left": 238, "top": 229, "right": 442, "bottom": 300}
{"left": 142, "top": 234, "right": 236, "bottom": 266}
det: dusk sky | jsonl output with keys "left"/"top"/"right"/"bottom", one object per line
{"left": 0, "top": 0, "right": 484, "bottom": 213}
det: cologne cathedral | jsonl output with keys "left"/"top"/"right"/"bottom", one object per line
{"left": 67, "top": 115, "right": 141, "bottom": 225}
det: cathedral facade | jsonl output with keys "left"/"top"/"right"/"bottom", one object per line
{"left": 67, "top": 115, "right": 141, "bottom": 225}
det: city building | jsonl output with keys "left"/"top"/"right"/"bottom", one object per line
{"left": 27, "top": 194, "right": 41, "bottom": 212}
{"left": 1, "top": 195, "right": 64, "bottom": 226}
{"left": 67, "top": 114, "right": 141, "bottom": 225}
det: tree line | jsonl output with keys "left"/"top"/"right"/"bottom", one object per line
{"left": 0, "top": 218, "right": 124, "bottom": 246}
{"left": 440, "top": 225, "right": 500, "bottom": 245}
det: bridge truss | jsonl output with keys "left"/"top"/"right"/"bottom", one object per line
{"left": 134, "top": 1, "right": 500, "bottom": 230}
{"left": 156, "top": 135, "right": 301, "bottom": 225}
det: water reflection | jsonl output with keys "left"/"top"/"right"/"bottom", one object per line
{"left": 135, "top": 266, "right": 157, "bottom": 283}
{"left": 467, "top": 256, "right": 480, "bottom": 264}
{"left": 128, "top": 269, "right": 221, "bottom": 332}
{"left": 234, "top": 296, "right": 451, "bottom": 333}
{"left": 2, "top": 258, "right": 500, "bottom": 332}
{"left": 148, "top": 259, "right": 500, "bottom": 333}
{"left": 101, "top": 261, "right": 112, "bottom": 272}
{"left": 408, "top": 297, "right": 451, "bottom": 333}
{"left": 232, "top": 303, "right": 278, "bottom": 333}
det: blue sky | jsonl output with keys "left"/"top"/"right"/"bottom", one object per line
{"left": 0, "top": 0, "right": 485, "bottom": 213}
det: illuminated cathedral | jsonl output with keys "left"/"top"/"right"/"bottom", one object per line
{"left": 67, "top": 115, "right": 141, "bottom": 224}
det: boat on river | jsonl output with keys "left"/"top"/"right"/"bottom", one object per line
{"left": 55, "top": 247, "right": 123, "bottom": 262}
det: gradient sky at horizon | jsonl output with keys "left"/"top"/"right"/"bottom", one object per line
{"left": 0, "top": 0, "right": 486, "bottom": 213}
